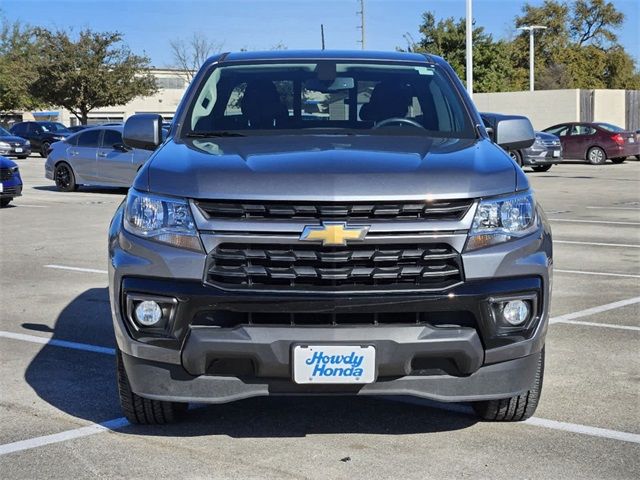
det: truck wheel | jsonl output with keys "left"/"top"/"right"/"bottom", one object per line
{"left": 610, "top": 157, "right": 626, "bottom": 164}
{"left": 472, "top": 348, "right": 544, "bottom": 422}
{"left": 116, "top": 349, "right": 187, "bottom": 424}
{"left": 587, "top": 146, "right": 606, "bottom": 165}
{"left": 532, "top": 165, "right": 552, "bottom": 172}
{"left": 54, "top": 162, "right": 78, "bottom": 192}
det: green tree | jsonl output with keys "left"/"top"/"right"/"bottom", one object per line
{"left": 0, "top": 18, "right": 43, "bottom": 113}
{"left": 30, "top": 29, "right": 158, "bottom": 124}
{"left": 404, "top": 12, "right": 518, "bottom": 93}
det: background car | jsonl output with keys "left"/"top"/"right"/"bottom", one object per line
{"left": 9, "top": 121, "right": 72, "bottom": 158}
{"left": 543, "top": 122, "right": 640, "bottom": 165}
{"left": 0, "top": 155, "right": 23, "bottom": 207}
{"left": 67, "top": 125, "right": 89, "bottom": 133}
{"left": 44, "top": 125, "right": 152, "bottom": 191}
{"left": 0, "top": 126, "right": 31, "bottom": 159}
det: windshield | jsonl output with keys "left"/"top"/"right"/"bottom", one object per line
{"left": 184, "top": 60, "right": 474, "bottom": 138}
{"left": 596, "top": 123, "right": 624, "bottom": 132}
{"left": 40, "top": 122, "right": 70, "bottom": 133}
{"left": 0, "top": 127, "right": 10, "bottom": 136}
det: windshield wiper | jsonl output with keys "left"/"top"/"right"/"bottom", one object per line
{"left": 185, "top": 131, "right": 246, "bottom": 138}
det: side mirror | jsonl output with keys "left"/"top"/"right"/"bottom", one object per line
{"left": 494, "top": 115, "right": 535, "bottom": 150}
{"left": 123, "top": 114, "right": 163, "bottom": 151}
{"left": 113, "top": 143, "right": 130, "bottom": 152}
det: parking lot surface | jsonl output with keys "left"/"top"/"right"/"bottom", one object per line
{"left": 1, "top": 156, "right": 639, "bottom": 479}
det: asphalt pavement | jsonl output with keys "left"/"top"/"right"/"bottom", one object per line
{"left": 0, "top": 155, "right": 638, "bottom": 479}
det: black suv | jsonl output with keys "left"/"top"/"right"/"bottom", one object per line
{"left": 10, "top": 121, "right": 71, "bottom": 157}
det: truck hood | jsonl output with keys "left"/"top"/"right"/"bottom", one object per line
{"left": 137, "top": 135, "right": 521, "bottom": 201}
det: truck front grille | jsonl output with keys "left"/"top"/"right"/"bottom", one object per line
{"left": 206, "top": 242, "right": 463, "bottom": 291}
{"left": 196, "top": 199, "right": 473, "bottom": 221}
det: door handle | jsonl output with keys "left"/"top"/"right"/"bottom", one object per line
{"left": 97, "top": 152, "right": 107, "bottom": 157}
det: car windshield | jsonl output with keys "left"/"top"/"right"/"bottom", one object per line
{"left": 596, "top": 123, "right": 624, "bottom": 132}
{"left": 0, "top": 127, "right": 10, "bottom": 136}
{"left": 184, "top": 60, "right": 475, "bottom": 138}
{"left": 40, "top": 122, "right": 71, "bottom": 133}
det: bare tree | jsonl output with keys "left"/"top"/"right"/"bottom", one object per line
{"left": 169, "top": 33, "right": 224, "bottom": 83}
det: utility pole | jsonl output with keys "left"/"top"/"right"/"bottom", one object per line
{"left": 518, "top": 25, "right": 547, "bottom": 91}
{"left": 465, "top": 0, "right": 473, "bottom": 97}
{"left": 356, "top": 0, "right": 365, "bottom": 50}
{"left": 320, "top": 24, "right": 325, "bottom": 50}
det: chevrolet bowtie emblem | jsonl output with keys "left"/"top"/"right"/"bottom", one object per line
{"left": 300, "top": 222, "right": 370, "bottom": 246}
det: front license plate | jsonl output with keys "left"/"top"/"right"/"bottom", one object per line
{"left": 14, "top": 147, "right": 23, "bottom": 153}
{"left": 293, "top": 345, "right": 376, "bottom": 384}
{"left": 552, "top": 150, "right": 560, "bottom": 157}
{"left": 628, "top": 137, "right": 635, "bottom": 143}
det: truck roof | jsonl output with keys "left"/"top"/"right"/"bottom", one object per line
{"left": 212, "top": 49, "right": 438, "bottom": 64}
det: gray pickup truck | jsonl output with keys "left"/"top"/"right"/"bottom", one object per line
{"left": 109, "top": 50, "right": 552, "bottom": 424}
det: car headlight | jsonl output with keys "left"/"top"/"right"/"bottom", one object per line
{"left": 123, "top": 189, "right": 202, "bottom": 251}
{"left": 466, "top": 191, "right": 538, "bottom": 251}
{"left": 0, "top": 141, "right": 9, "bottom": 148}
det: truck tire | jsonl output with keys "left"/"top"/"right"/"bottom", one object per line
{"left": 116, "top": 349, "right": 187, "bottom": 424}
{"left": 472, "top": 348, "right": 544, "bottom": 422}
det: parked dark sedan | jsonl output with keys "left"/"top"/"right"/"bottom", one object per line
{"left": 9, "top": 121, "right": 72, "bottom": 157}
{"left": 543, "top": 122, "right": 640, "bottom": 164}
{"left": 0, "top": 155, "right": 22, "bottom": 207}
{"left": 0, "top": 126, "right": 31, "bottom": 158}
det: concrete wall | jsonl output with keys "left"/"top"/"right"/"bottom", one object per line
{"left": 473, "top": 89, "right": 630, "bottom": 131}
{"left": 592, "top": 89, "right": 627, "bottom": 127}
{"left": 473, "top": 89, "right": 581, "bottom": 130}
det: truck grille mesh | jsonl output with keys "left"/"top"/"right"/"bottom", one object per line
{"left": 206, "top": 242, "right": 463, "bottom": 291}
{"left": 196, "top": 199, "right": 473, "bottom": 221}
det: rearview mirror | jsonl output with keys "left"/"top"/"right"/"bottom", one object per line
{"left": 123, "top": 114, "right": 163, "bottom": 151}
{"left": 492, "top": 114, "right": 535, "bottom": 150}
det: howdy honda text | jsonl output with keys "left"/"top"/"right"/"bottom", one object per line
{"left": 306, "top": 350, "right": 365, "bottom": 377}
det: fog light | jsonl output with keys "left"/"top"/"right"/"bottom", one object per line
{"left": 134, "top": 300, "right": 163, "bottom": 326}
{"left": 502, "top": 300, "right": 530, "bottom": 326}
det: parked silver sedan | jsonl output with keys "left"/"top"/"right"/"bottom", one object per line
{"left": 44, "top": 126, "right": 152, "bottom": 191}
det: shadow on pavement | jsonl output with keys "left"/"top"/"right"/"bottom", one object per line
{"left": 24, "top": 288, "right": 478, "bottom": 437}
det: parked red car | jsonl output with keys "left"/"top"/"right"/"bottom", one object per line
{"left": 542, "top": 122, "right": 640, "bottom": 164}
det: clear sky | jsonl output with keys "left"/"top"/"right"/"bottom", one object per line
{"left": 3, "top": 0, "right": 639, "bottom": 67}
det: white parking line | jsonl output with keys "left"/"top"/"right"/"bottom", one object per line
{"left": 14, "top": 204, "right": 48, "bottom": 208}
{"left": 0, "top": 417, "right": 129, "bottom": 456}
{"left": 0, "top": 331, "right": 115, "bottom": 355}
{"left": 550, "top": 296, "right": 640, "bottom": 325}
{"left": 555, "top": 269, "right": 640, "bottom": 279}
{"left": 523, "top": 417, "right": 640, "bottom": 444}
{"left": 549, "top": 218, "right": 640, "bottom": 226}
{"left": 551, "top": 319, "right": 640, "bottom": 331}
{"left": 554, "top": 240, "right": 640, "bottom": 248}
{"left": 586, "top": 206, "right": 640, "bottom": 211}
{"left": 44, "top": 264, "right": 108, "bottom": 274}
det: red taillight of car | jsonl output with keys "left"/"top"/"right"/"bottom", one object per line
{"left": 611, "top": 134, "right": 624, "bottom": 145}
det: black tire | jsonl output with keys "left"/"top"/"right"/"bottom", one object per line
{"left": 116, "top": 349, "right": 187, "bottom": 425}
{"left": 635, "top": 155, "right": 640, "bottom": 160}
{"left": 509, "top": 150, "right": 523, "bottom": 167}
{"left": 40, "top": 141, "right": 51, "bottom": 158}
{"left": 472, "top": 348, "right": 545, "bottom": 422}
{"left": 587, "top": 146, "right": 606, "bottom": 165}
{"left": 532, "top": 165, "right": 552, "bottom": 172}
{"left": 610, "top": 157, "right": 626, "bottom": 164}
{"left": 17, "top": 155, "right": 27, "bottom": 159}
{"left": 54, "top": 162, "right": 78, "bottom": 192}
{"left": 0, "top": 198, "right": 11, "bottom": 208}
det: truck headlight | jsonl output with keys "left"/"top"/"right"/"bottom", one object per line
{"left": 466, "top": 191, "right": 538, "bottom": 251}
{"left": 123, "top": 189, "right": 202, "bottom": 251}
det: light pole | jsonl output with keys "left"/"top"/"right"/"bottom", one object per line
{"left": 518, "top": 25, "right": 547, "bottom": 91}
{"left": 465, "top": 0, "right": 473, "bottom": 97}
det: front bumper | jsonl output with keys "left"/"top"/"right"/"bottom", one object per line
{"left": 0, "top": 146, "right": 31, "bottom": 157}
{"left": 522, "top": 146, "right": 562, "bottom": 165}
{"left": 109, "top": 202, "right": 552, "bottom": 403}
{"left": 0, "top": 181, "right": 22, "bottom": 198}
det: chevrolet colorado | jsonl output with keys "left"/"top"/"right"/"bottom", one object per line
{"left": 109, "top": 50, "right": 552, "bottom": 424}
